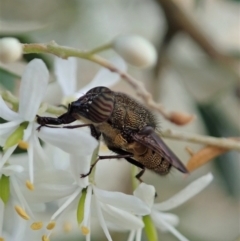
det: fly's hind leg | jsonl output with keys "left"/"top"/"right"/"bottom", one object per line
{"left": 80, "top": 153, "right": 133, "bottom": 178}
{"left": 108, "top": 147, "right": 146, "bottom": 183}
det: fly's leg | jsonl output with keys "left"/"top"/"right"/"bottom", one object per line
{"left": 107, "top": 146, "right": 146, "bottom": 182}
{"left": 135, "top": 168, "right": 145, "bottom": 183}
{"left": 80, "top": 154, "right": 133, "bottom": 178}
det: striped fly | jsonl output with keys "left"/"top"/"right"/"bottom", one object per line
{"left": 37, "top": 86, "right": 188, "bottom": 180}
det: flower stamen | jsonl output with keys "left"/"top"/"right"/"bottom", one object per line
{"left": 31, "top": 222, "right": 43, "bottom": 230}
{"left": 42, "top": 235, "right": 50, "bottom": 241}
{"left": 18, "top": 140, "right": 29, "bottom": 150}
{"left": 0, "top": 237, "right": 5, "bottom": 241}
{"left": 63, "top": 222, "right": 72, "bottom": 233}
{"left": 81, "top": 226, "right": 90, "bottom": 235}
{"left": 15, "top": 205, "right": 30, "bottom": 220}
{"left": 46, "top": 221, "right": 56, "bottom": 230}
{"left": 26, "top": 180, "right": 34, "bottom": 191}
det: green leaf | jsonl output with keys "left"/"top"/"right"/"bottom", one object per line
{"left": 4, "top": 122, "right": 28, "bottom": 149}
{"left": 143, "top": 215, "right": 158, "bottom": 241}
{"left": 77, "top": 188, "right": 87, "bottom": 224}
{"left": 0, "top": 175, "right": 10, "bottom": 204}
{"left": 0, "top": 65, "right": 20, "bottom": 91}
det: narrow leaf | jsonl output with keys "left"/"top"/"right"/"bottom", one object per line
{"left": 77, "top": 188, "right": 87, "bottom": 224}
{"left": 0, "top": 175, "right": 10, "bottom": 204}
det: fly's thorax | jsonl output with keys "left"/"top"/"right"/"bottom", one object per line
{"left": 110, "top": 92, "right": 157, "bottom": 130}
{"left": 70, "top": 86, "right": 115, "bottom": 123}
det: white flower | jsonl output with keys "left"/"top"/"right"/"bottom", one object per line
{"left": 82, "top": 185, "right": 150, "bottom": 241}
{"left": 0, "top": 37, "right": 22, "bottom": 63}
{"left": 54, "top": 55, "right": 127, "bottom": 105}
{"left": 0, "top": 198, "right": 44, "bottom": 241}
{"left": 130, "top": 173, "right": 214, "bottom": 241}
{"left": 0, "top": 59, "right": 98, "bottom": 183}
{"left": 0, "top": 161, "right": 46, "bottom": 240}
{"left": 0, "top": 59, "right": 49, "bottom": 183}
{"left": 112, "top": 35, "right": 157, "bottom": 68}
{"left": 16, "top": 145, "right": 149, "bottom": 241}
{"left": 30, "top": 150, "right": 150, "bottom": 241}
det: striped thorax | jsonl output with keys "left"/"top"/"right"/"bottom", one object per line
{"left": 71, "top": 87, "right": 115, "bottom": 123}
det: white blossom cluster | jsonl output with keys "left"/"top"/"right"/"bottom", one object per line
{"left": 0, "top": 48, "right": 213, "bottom": 241}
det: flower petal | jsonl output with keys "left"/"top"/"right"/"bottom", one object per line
{"left": 1, "top": 165, "right": 24, "bottom": 176}
{"left": 32, "top": 134, "right": 49, "bottom": 165}
{"left": 27, "top": 137, "right": 34, "bottom": 183}
{"left": 136, "top": 228, "right": 142, "bottom": 241}
{"left": 154, "top": 173, "right": 213, "bottom": 211}
{"left": 0, "top": 120, "right": 22, "bottom": 136}
{"left": 151, "top": 211, "right": 189, "bottom": 241}
{"left": 93, "top": 195, "right": 113, "bottom": 241}
{"left": 54, "top": 57, "right": 77, "bottom": 96}
{"left": 0, "top": 96, "right": 19, "bottom": 121}
{"left": 19, "top": 170, "right": 77, "bottom": 203}
{"left": 102, "top": 204, "right": 144, "bottom": 230}
{"left": 151, "top": 211, "right": 179, "bottom": 231}
{"left": 134, "top": 183, "right": 155, "bottom": 208}
{"left": 93, "top": 186, "right": 150, "bottom": 215}
{"left": 51, "top": 187, "right": 82, "bottom": 220}
{"left": 0, "top": 144, "right": 17, "bottom": 169}
{"left": 70, "top": 154, "right": 90, "bottom": 187}
{"left": 37, "top": 125, "right": 98, "bottom": 155}
{"left": 82, "top": 185, "right": 92, "bottom": 227}
{"left": 11, "top": 176, "right": 35, "bottom": 219}
{"left": 23, "top": 122, "right": 34, "bottom": 141}
{"left": 75, "top": 56, "right": 126, "bottom": 99}
{"left": 18, "top": 59, "right": 49, "bottom": 121}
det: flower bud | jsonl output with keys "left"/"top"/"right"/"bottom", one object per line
{"left": 169, "top": 111, "right": 195, "bottom": 125}
{"left": 0, "top": 37, "right": 22, "bottom": 63}
{"left": 112, "top": 35, "right": 157, "bottom": 68}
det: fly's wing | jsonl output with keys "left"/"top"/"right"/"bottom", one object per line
{"left": 132, "top": 126, "right": 188, "bottom": 173}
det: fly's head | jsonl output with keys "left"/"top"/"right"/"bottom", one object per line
{"left": 70, "top": 86, "right": 115, "bottom": 123}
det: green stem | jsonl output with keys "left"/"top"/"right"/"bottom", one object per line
{"left": 131, "top": 165, "right": 139, "bottom": 190}
{"left": 23, "top": 41, "right": 91, "bottom": 59}
{"left": 143, "top": 215, "right": 158, "bottom": 241}
{"left": 22, "top": 41, "right": 112, "bottom": 60}
{"left": 87, "top": 42, "right": 112, "bottom": 55}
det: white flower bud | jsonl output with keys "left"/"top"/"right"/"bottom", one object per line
{"left": 0, "top": 37, "right": 22, "bottom": 63}
{"left": 112, "top": 35, "right": 157, "bottom": 68}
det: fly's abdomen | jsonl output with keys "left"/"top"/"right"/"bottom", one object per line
{"left": 142, "top": 152, "right": 171, "bottom": 175}
{"left": 128, "top": 141, "right": 171, "bottom": 175}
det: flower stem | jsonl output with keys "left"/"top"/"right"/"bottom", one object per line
{"left": 87, "top": 42, "right": 112, "bottom": 55}
{"left": 143, "top": 215, "right": 158, "bottom": 241}
{"left": 131, "top": 165, "right": 139, "bottom": 190}
{"left": 161, "top": 129, "right": 240, "bottom": 151}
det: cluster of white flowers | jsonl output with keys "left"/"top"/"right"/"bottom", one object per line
{"left": 0, "top": 50, "right": 213, "bottom": 241}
